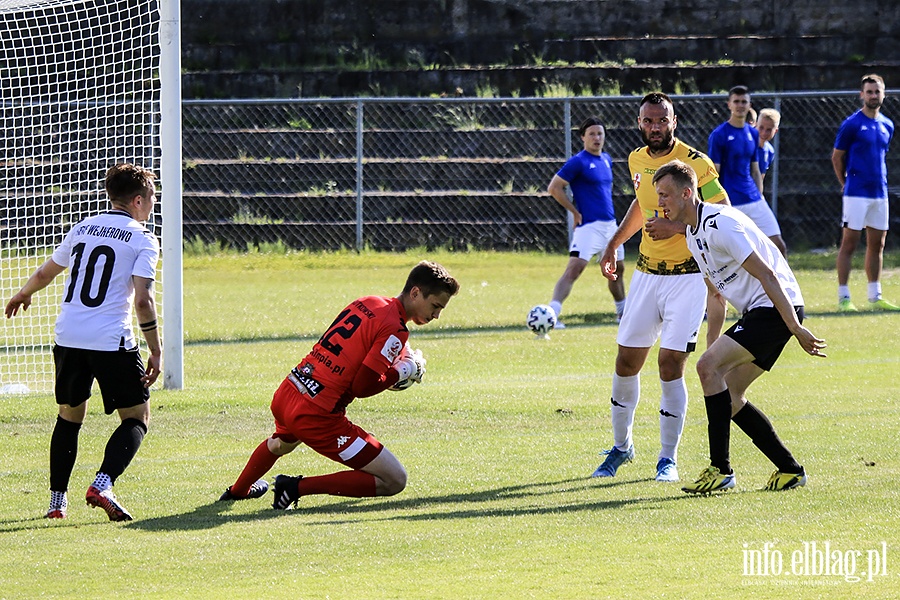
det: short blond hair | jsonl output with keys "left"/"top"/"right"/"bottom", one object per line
{"left": 758, "top": 108, "right": 781, "bottom": 128}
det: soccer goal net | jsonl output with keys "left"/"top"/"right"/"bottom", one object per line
{"left": 0, "top": 0, "right": 182, "bottom": 394}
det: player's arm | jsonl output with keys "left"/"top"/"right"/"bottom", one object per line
{"left": 353, "top": 353, "right": 425, "bottom": 397}
{"left": 757, "top": 147, "right": 769, "bottom": 182}
{"left": 547, "top": 174, "right": 581, "bottom": 227}
{"left": 352, "top": 364, "right": 399, "bottom": 397}
{"left": 354, "top": 338, "right": 426, "bottom": 396}
{"left": 600, "top": 199, "right": 643, "bottom": 280}
{"left": 133, "top": 275, "right": 162, "bottom": 386}
{"left": 644, "top": 214, "right": 687, "bottom": 240}
{"left": 704, "top": 278, "right": 727, "bottom": 348}
{"left": 831, "top": 148, "right": 847, "bottom": 189}
{"left": 4, "top": 258, "right": 66, "bottom": 318}
{"left": 751, "top": 161, "right": 763, "bottom": 194}
{"left": 740, "top": 252, "right": 827, "bottom": 358}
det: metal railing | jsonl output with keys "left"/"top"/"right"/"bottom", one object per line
{"left": 181, "top": 91, "right": 900, "bottom": 252}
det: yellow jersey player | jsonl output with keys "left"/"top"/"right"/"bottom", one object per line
{"left": 593, "top": 92, "right": 729, "bottom": 483}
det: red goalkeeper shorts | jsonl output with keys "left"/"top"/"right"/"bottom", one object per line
{"left": 270, "top": 377, "right": 383, "bottom": 469}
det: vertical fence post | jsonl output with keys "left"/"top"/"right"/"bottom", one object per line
{"left": 356, "top": 100, "right": 365, "bottom": 251}
{"left": 770, "top": 95, "right": 781, "bottom": 219}
{"left": 563, "top": 99, "right": 573, "bottom": 242}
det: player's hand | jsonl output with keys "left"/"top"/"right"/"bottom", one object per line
{"left": 644, "top": 217, "right": 685, "bottom": 241}
{"left": 395, "top": 348, "right": 427, "bottom": 384}
{"left": 4, "top": 293, "right": 31, "bottom": 318}
{"left": 141, "top": 352, "right": 162, "bottom": 387}
{"left": 572, "top": 211, "right": 583, "bottom": 228}
{"left": 599, "top": 247, "right": 618, "bottom": 281}
{"left": 794, "top": 327, "right": 827, "bottom": 358}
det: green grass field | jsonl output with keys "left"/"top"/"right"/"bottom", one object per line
{"left": 1, "top": 251, "right": 898, "bottom": 599}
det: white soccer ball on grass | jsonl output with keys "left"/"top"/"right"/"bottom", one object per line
{"left": 526, "top": 304, "right": 557, "bottom": 337}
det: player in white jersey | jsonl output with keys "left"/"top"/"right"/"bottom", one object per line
{"left": 652, "top": 160, "right": 826, "bottom": 494}
{"left": 5, "top": 164, "right": 161, "bottom": 521}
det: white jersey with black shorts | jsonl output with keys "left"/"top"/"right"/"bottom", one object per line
{"left": 50, "top": 209, "right": 160, "bottom": 410}
{"left": 688, "top": 203, "right": 804, "bottom": 371}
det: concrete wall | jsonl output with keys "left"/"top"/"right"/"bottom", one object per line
{"left": 181, "top": 0, "right": 900, "bottom": 98}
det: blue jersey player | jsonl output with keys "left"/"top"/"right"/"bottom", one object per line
{"left": 832, "top": 74, "right": 899, "bottom": 312}
{"left": 708, "top": 86, "right": 787, "bottom": 256}
{"left": 545, "top": 116, "right": 627, "bottom": 327}
{"left": 755, "top": 108, "right": 780, "bottom": 178}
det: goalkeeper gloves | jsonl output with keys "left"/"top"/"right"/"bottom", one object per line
{"left": 394, "top": 347, "right": 426, "bottom": 384}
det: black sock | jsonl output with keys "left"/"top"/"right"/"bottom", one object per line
{"left": 49, "top": 416, "right": 82, "bottom": 492}
{"left": 98, "top": 418, "right": 148, "bottom": 484}
{"left": 704, "top": 390, "right": 733, "bottom": 474}
{"left": 732, "top": 402, "right": 802, "bottom": 473}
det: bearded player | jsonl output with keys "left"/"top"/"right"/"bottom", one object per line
{"left": 592, "top": 92, "right": 730, "bottom": 483}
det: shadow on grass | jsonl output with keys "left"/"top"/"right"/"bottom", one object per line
{"left": 182, "top": 306, "right": 896, "bottom": 347}
{"left": 813, "top": 308, "right": 900, "bottom": 319}
{"left": 183, "top": 313, "right": 622, "bottom": 346}
{"left": 0, "top": 514, "right": 131, "bottom": 533}
{"left": 123, "top": 476, "right": 694, "bottom": 532}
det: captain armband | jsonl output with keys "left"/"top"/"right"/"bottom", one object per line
{"left": 699, "top": 178, "right": 727, "bottom": 204}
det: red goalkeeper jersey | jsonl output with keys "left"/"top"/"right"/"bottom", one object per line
{"left": 289, "top": 296, "right": 409, "bottom": 413}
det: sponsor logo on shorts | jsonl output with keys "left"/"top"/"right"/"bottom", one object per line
{"left": 337, "top": 435, "right": 350, "bottom": 448}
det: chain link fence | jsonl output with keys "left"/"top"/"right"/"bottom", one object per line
{"left": 182, "top": 91, "right": 900, "bottom": 253}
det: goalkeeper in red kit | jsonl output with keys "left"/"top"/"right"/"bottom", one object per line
{"left": 219, "top": 261, "right": 459, "bottom": 509}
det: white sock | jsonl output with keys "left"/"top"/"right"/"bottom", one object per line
{"left": 659, "top": 377, "right": 688, "bottom": 462}
{"left": 91, "top": 472, "right": 112, "bottom": 492}
{"left": 838, "top": 285, "right": 851, "bottom": 302}
{"left": 614, "top": 298, "right": 626, "bottom": 316}
{"left": 549, "top": 300, "right": 562, "bottom": 318}
{"left": 611, "top": 373, "right": 640, "bottom": 451}
{"left": 868, "top": 282, "right": 882, "bottom": 302}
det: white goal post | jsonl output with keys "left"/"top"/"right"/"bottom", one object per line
{"left": 0, "top": 0, "right": 183, "bottom": 393}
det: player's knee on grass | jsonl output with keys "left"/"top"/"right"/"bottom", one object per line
{"left": 373, "top": 461, "right": 408, "bottom": 496}
{"left": 379, "top": 468, "right": 407, "bottom": 496}
{"left": 365, "top": 446, "right": 407, "bottom": 495}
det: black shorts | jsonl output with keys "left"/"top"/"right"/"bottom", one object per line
{"left": 724, "top": 306, "right": 804, "bottom": 372}
{"left": 53, "top": 345, "right": 150, "bottom": 414}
